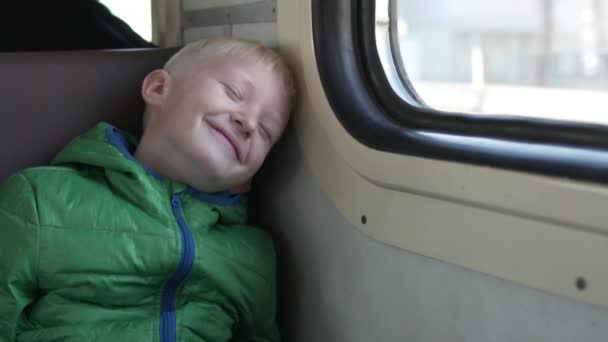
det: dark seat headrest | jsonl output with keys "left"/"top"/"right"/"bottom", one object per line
{"left": 0, "top": 48, "right": 177, "bottom": 179}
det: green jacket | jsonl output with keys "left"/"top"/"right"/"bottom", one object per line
{"left": 0, "top": 123, "right": 279, "bottom": 342}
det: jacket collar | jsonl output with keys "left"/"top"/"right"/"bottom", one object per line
{"left": 51, "top": 122, "right": 247, "bottom": 224}
{"left": 104, "top": 125, "right": 244, "bottom": 206}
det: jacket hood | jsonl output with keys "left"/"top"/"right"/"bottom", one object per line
{"left": 51, "top": 122, "right": 247, "bottom": 224}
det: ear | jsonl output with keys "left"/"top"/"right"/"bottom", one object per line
{"left": 229, "top": 180, "right": 252, "bottom": 194}
{"left": 141, "top": 69, "right": 171, "bottom": 106}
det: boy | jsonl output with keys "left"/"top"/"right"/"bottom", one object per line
{"left": 0, "top": 38, "right": 295, "bottom": 341}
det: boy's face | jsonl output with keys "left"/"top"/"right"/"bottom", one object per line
{"left": 143, "top": 53, "right": 290, "bottom": 192}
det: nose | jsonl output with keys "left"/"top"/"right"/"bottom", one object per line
{"left": 231, "top": 112, "right": 255, "bottom": 137}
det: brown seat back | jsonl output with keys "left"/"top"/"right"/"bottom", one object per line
{"left": 0, "top": 48, "right": 177, "bottom": 179}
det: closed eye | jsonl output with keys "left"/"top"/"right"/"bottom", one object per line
{"left": 259, "top": 125, "right": 271, "bottom": 141}
{"left": 222, "top": 82, "right": 241, "bottom": 101}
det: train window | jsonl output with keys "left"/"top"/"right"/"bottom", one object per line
{"left": 100, "top": 0, "right": 153, "bottom": 42}
{"left": 380, "top": 0, "right": 608, "bottom": 125}
{"left": 314, "top": 0, "right": 608, "bottom": 184}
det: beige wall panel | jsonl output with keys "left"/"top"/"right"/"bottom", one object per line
{"left": 252, "top": 126, "right": 608, "bottom": 342}
{"left": 152, "top": 0, "right": 183, "bottom": 47}
{"left": 277, "top": 0, "right": 608, "bottom": 307}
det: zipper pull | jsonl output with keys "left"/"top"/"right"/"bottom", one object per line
{"left": 170, "top": 195, "right": 181, "bottom": 208}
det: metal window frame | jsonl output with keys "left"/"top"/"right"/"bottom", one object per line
{"left": 312, "top": 0, "right": 608, "bottom": 184}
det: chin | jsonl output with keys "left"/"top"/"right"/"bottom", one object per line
{"left": 191, "top": 149, "right": 250, "bottom": 185}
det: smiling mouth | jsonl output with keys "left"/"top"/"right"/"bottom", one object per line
{"left": 208, "top": 122, "right": 241, "bottom": 162}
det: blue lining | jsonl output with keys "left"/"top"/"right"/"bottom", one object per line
{"left": 186, "top": 187, "right": 243, "bottom": 206}
{"left": 105, "top": 126, "right": 164, "bottom": 180}
{"left": 160, "top": 194, "right": 196, "bottom": 342}
{"left": 104, "top": 125, "right": 244, "bottom": 205}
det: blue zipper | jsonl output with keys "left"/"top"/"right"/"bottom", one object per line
{"left": 160, "top": 194, "right": 196, "bottom": 342}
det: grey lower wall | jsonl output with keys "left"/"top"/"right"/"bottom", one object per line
{"left": 251, "top": 126, "right": 608, "bottom": 342}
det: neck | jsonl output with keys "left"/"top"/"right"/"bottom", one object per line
{"left": 134, "top": 132, "right": 186, "bottom": 183}
{"left": 134, "top": 131, "right": 227, "bottom": 193}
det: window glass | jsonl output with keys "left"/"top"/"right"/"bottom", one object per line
{"left": 388, "top": 0, "right": 608, "bottom": 125}
{"left": 99, "top": 0, "right": 152, "bottom": 42}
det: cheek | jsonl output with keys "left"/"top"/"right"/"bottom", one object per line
{"left": 201, "top": 86, "right": 233, "bottom": 112}
{"left": 249, "top": 142, "right": 272, "bottom": 168}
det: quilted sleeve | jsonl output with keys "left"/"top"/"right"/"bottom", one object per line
{"left": 249, "top": 266, "right": 280, "bottom": 342}
{"left": 234, "top": 228, "right": 280, "bottom": 342}
{"left": 0, "top": 173, "right": 40, "bottom": 341}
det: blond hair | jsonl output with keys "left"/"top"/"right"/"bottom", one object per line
{"left": 164, "top": 38, "right": 296, "bottom": 110}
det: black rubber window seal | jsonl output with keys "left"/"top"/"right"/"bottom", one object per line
{"left": 312, "top": 0, "right": 608, "bottom": 183}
